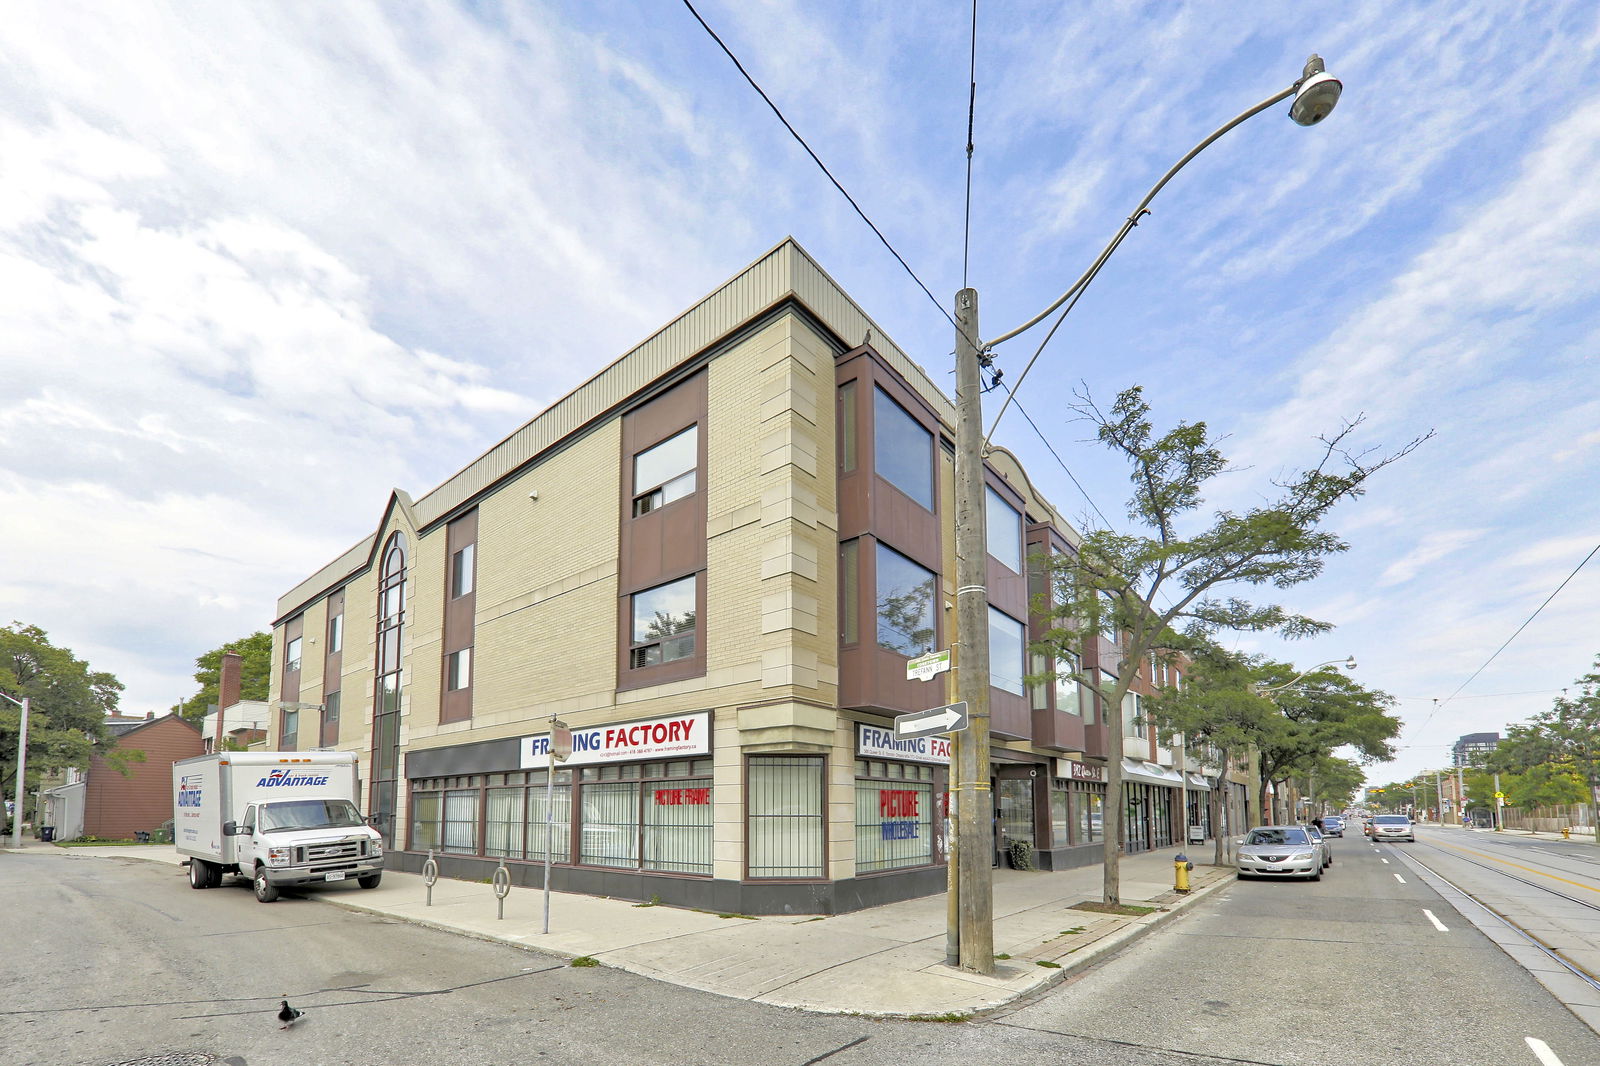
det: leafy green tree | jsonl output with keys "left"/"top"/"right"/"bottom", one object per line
{"left": 1035, "top": 386, "right": 1426, "bottom": 903}
{"left": 1295, "top": 754, "right": 1365, "bottom": 816}
{"left": 173, "top": 632, "right": 272, "bottom": 724}
{"left": 1254, "top": 664, "right": 1400, "bottom": 819}
{"left": 0, "top": 623, "right": 124, "bottom": 821}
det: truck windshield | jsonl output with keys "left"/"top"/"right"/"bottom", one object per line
{"left": 259, "top": 799, "right": 365, "bottom": 833}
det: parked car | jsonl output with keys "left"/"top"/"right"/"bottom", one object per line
{"left": 1305, "top": 824, "right": 1333, "bottom": 867}
{"left": 1236, "top": 826, "right": 1323, "bottom": 881}
{"left": 1370, "top": 814, "right": 1415, "bottom": 842}
{"left": 1321, "top": 815, "right": 1345, "bottom": 837}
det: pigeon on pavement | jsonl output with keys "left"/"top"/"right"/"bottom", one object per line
{"left": 278, "top": 999, "right": 305, "bottom": 1029}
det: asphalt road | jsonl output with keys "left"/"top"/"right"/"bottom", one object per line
{"left": 7, "top": 843, "right": 1598, "bottom": 1066}
{"left": 999, "top": 829, "right": 1600, "bottom": 1066}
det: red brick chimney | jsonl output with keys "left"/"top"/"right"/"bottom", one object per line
{"left": 217, "top": 651, "right": 243, "bottom": 748}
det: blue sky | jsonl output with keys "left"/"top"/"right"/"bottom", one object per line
{"left": 2, "top": 2, "right": 1597, "bottom": 786}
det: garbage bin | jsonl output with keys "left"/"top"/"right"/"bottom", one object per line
{"left": 135, "top": 830, "right": 150, "bottom": 844}
{"left": 40, "top": 826, "right": 55, "bottom": 843}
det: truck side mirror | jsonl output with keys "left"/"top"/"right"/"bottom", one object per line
{"left": 222, "top": 821, "right": 238, "bottom": 836}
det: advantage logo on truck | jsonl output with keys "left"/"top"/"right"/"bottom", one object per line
{"left": 257, "top": 769, "right": 332, "bottom": 788}
{"left": 177, "top": 774, "right": 204, "bottom": 808}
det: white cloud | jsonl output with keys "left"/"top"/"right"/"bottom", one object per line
{"left": 1378, "top": 529, "right": 1485, "bottom": 587}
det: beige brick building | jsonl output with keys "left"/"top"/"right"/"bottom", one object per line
{"left": 270, "top": 239, "right": 1212, "bottom": 913}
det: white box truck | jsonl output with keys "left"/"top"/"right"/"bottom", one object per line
{"left": 173, "top": 751, "right": 383, "bottom": 903}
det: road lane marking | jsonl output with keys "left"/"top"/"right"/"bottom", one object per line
{"left": 1526, "top": 1036, "right": 1565, "bottom": 1066}
{"left": 1381, "top": 858, "right": 1389, "bottom": 864}
{"left": 1422, "top": 909, "right": 1448, "bottom": 932}
{"left": 1394, "top": 874, "right": 1407, "bottom": 884}
{"left": 1428, "top": 839, "right": 1600, "bottom": 895}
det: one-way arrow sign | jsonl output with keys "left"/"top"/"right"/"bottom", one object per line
{"left": 894, "top": 701, "right": 969, "bottom": 740}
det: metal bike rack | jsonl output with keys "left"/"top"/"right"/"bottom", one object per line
{"left": 492, "top": 862, "right": 512, "bottom": 920}
{"left": 422, "top": 849, "right": 439, "bottom": 907}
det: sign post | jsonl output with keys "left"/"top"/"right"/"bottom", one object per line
{"left": 543, "top": 717, "right": 569, "bottom": 934}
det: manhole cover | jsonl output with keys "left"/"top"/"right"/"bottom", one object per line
{"left": 106, "top": 1055, "right": 219, "bottom": 1066}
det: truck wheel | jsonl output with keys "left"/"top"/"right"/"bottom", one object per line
{"left": 357, "top": 873, "right": 382, "bottom": 890}
{"left": 188, "top": 860, "right": 211, "bottom": 890}
{"left": 253, "top": 866, "right": 280, "bottom": 903}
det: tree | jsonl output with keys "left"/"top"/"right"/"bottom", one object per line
{"left": 1483, "top": 666, "right": 1600, "bottom": 840}
{"left": 173, "top": 632, "right": 273, "bottom": 724}
{"left": 1253, "top": 663, "right": 1399, "bottom": 819}
{"left": 1294, "top": 754, "right": 1365, "bottom": 816}
{"left": 0, "top": 623, "right": 124, "bottom": 821}
{"left": 1035, "top": 386, "right": 1426, "bottom": 903}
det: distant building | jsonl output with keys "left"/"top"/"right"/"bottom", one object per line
{"left": 39, "top": 712, "right": 203, "bottom": 841}
{"left": 1451, "top": 732, "right": 1500, "bottom": 767}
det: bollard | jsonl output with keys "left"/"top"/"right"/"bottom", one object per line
{"left": 423, "top": 849, "right": 439, "bottom": 907}
{"left": 1173, "top": 852, "right": 1194, "bottom": 893}
{"left": 493, "top": 862, "right": 511, "bottom": 920}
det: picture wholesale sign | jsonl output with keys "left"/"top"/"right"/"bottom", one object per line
{"left": 520, "top": 711, "right": 710, "bottom": 769}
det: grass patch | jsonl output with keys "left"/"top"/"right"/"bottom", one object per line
{"left": 1036, "top": 960, "right": 1062, "bottom": 969}
{"left": 801, "top": 916, "right": 827, "bottom": 922}
{"left": 718, "top": 912, "right": 757, "bottom": 920}
{"left": 632, "top": 894, "right": 662, "bottom": 908}
{"left": 1069, "top": 901, "right": 1157, "bottom": 917}
{"left": 907, "top": 1012, "right": 971, "bottom": 1023}
{"left": 569, "top": 956, "right": 600, "bottom": 968}
{"left": 993, "top": 953, "right": 1011, "bottom": 960}
{"left": 1061, "top": 926, "right": 1087, "bottom": 935}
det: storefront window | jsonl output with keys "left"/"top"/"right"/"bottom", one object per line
{"left": 1050, "top": 784, "right": 1069, "bottom": 846}
{"left": 854, "top": 761, "right": 934, "bottom": 873}
{"left": 748, "top": 756, "right": 824, "bottom": 878}
{"left": 410, "top": 792, "right": 441, "bottom": 851}
{"left": 580, "top": 781, "right": 640, "bottom": 868}
{"left": 528, "top": 774, "right": 572, "bottom": 863}
{"left": 485, "top": 787, "right": 525, "bottom": 859}
{"left": 644, "top": 776, "right": 713, "bottom": 875}
{"left": 1078, "top": 790, "right": 1103, "bottom": 843}
{"left": 442, "top": 789, "right": 478, "bottom": 855}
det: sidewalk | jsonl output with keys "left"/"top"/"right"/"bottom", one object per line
{"left": 6, "top": 840, "right": 1231, "bottom": 1017}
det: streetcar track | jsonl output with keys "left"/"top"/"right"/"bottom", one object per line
{"left": 1399, "top": 840, "right": 1600, "bottom": 994}
{"left": 1412, "top": 838, "right": 1600, "bottom": 912}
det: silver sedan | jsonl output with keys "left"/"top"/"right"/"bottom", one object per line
{"left": 1236, "top": 826, "right": 1323, "bottom": 881}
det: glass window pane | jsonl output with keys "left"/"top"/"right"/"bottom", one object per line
{"left": 410, "top": 792, "right": 441, "bottom": 851}
{"left": 875, "top": 543, "right": 936, "bottom": 657}
{"left": 1051, "top": 788, "right": 1069, "bottom": 846}
{"left": 840, "top": 539, "right": 859, "bottom": 645}
{"left": 529, "top": 781, "right": 572, "bottom": 863}
{"left": 452, "top": 544, "right": 475, "bottom": 598}
{"left": 485, "top": 788, "right": 525, "bottom": 859}
{"left": 873, "top": 387, "right": 933, "bottom": 509}
{"left": 748, "top": 756, "right": 823, "bottom": 878}
{"left": 1079, "top": 791, "right": 1103, "bottom": 842}
{"left": 579, "top": 781, "right": 640, "bottom": 868}
{"left": 855, "top": 778, "right": 933, "bottom": 873}
{"left": 285, "top": 637, "right": 302, "bottom": 672}
{"left": 632, "top": 576, "right": 697, "bottom": 645}
{"left": 328, "top": 613, "right": 342, "bottom": 653}
{"left": 1055, "top": 652, "right": 1081, "bottom": 716}
{"left": 635, "top": 426, "right": 697, "bottom": 497}
{"left": 442, "top": 789, "right": 478, "bottom": 855}
{"left": 839, "top": 380, "right": 857, "bottom": 473}
{"left": 644, "top": 778, "right": 712, "bottom": 875}
{"left": 988, "top": 607, "right": 1025, "bottom": 695}
{"left": 986, "top": 486, "right": 1022, "bottom": 572}
{"left": 447, "top": 648, "right": 471, "bottom": 690}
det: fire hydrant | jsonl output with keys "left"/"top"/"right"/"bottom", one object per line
{"left": 1174, "top": 853, "right": 1194, "bottom": 893}
{"left": 1563, "top": 826, "right": 1572, "bottom": 840}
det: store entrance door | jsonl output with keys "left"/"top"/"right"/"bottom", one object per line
{"left": 997, "top": 776, "right": 1035, "bottom": 867}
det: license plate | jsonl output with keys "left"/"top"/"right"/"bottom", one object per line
{"left": 324, "top": 871, "right": 346, "bottom": 882}
{"left": 1261, "top": 866, "right": 1281, "bottom": 871}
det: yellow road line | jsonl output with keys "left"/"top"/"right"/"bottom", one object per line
{"left": 1427, "top": 838, "right": 1600, "bottom": 895}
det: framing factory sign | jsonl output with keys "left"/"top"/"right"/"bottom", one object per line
{"left": 858, "top": 723, "right": 951, "bottom": 766}
{"left": 520, "top": 711, "right": 710, "bottom": 769}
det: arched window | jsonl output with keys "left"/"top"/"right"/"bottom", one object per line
{"left": 372, "top": 531, "right": 407, "bottom": 845}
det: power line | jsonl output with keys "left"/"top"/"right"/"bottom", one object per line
{"left": 1405, "top": 540, "right": 1600, "bottom": 739}
{"left": 995, "top": 380, "right": 1116, "bottom": 531}
{"left": 681, "top": 0, "right": 958, "bottom": 336}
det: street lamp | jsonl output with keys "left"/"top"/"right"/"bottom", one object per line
{"left": 2, "top": 691, "right": 32, "bottom": 849}
{"left": 948, "top": 55, "right": 1343, "bottom": 976}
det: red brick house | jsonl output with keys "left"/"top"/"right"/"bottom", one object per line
{"left": 41, "top": 712, "right": 204, "bottom": 841}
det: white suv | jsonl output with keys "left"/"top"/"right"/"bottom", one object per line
{"left": 1370, "top": 814, "right": 1414, "bottom": 842}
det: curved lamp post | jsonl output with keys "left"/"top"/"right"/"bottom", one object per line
{"left": 2, "top": 691, "right": 31, "bottom": 849}
{"left": 948, "top": 55, "right": 1343, "bottom": 975}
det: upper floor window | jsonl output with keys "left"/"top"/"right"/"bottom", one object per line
{"left": 988, "top": 606, "right": 1026, "bottom": 696}
{"left": 985, "top": 486, "right": 1022, "bottom": 572}
{"left": 633, "top": 425, "right": 698, "bottom": 516}
{"left": 1055, "top": 651, "right": 1083, "bottom": 715}
{"left": 285, "top": 636, "right": 303, "bottom": 673}
{"left": 446, "top": 648, "right": 472, "bottom": 691}
{"left": 281, "top": 708, "right": 299, "bottom": 750}
{"left": 838, "top": 380, "right": 857, "bottom": 473}
{"left": 328, "top": 611, "right": 343, "bottom": 653}
{"left": 873, "top": 387, "right": 933, "bottom": 510}
{"left": 630, "top": 575, "right": 696, "bottom": 668}
{"left": 451, "top": 543, "right": 476, "bottom": 598}
{"left": 875, "top": 543, "right": 936, "bottom": 658}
